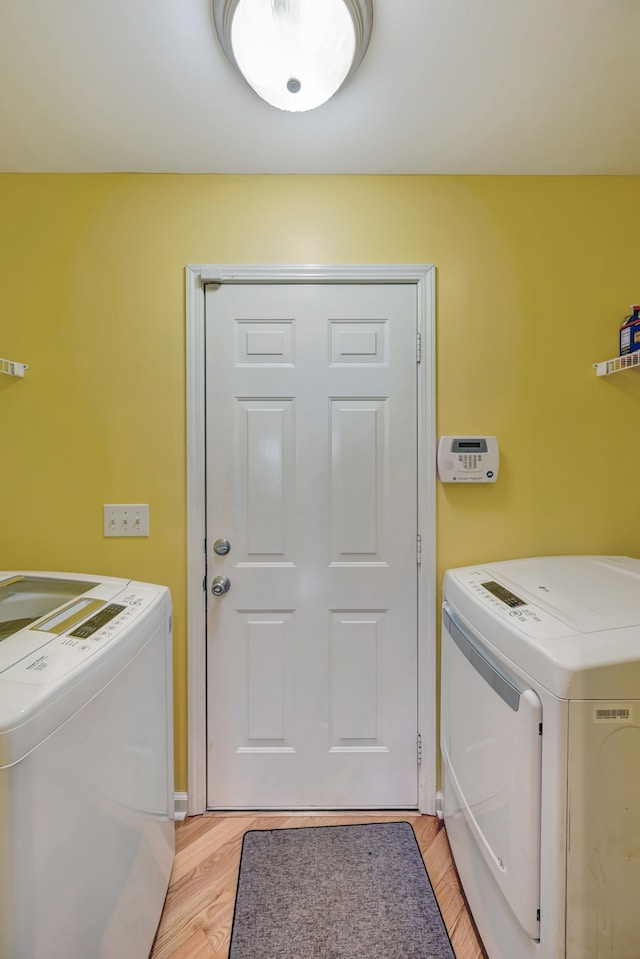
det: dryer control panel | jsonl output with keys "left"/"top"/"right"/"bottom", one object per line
{"left": 447, "top": 567, "right": 571, "bottom": 641}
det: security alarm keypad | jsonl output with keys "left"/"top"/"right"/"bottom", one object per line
{"left": 437, "top": 435, "right": 499, "bottom": 483}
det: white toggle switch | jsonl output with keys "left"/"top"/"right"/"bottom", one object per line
{"left": 103, "top": 504, "right": 150, "bottom": 537}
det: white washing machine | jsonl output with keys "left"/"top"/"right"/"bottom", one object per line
{"left": 0, "top": 571, "right": 175, "bottom": 959}
{"left": 440, "top": 555, "right": 640, "bottom": 959}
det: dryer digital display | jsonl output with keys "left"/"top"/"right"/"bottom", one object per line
{"left": 481, "top": 581, "right": 526, "bottom": 607}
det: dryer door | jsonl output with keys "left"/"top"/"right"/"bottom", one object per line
{"left": 441, "top": 604, "right": 542, "bottom": 940}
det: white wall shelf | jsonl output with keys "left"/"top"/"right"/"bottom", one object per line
{"left": 0, "top": 358, "right": 28, "bottom": 377}
{"left": 594, "top": 353, "right": 640, "bottom": 377}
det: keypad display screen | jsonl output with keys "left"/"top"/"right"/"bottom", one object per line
{"left": 69, "top": 603, "right": 126, "bottom": 638}
{"left": 481, "top": 581, "right": 526, "bottom": 608}
{"left": 452, "top": 438, "right": 488, "bottom": 453}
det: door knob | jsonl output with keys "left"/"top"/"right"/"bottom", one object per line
{"left": 211, "top": 575, "right": 231, "bottom": 596}
{"left": 213, "top": 538, "right": 231, "bottom": 556}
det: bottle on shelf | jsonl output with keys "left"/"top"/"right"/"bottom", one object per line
{"left": 619, "top": 304, "right": 640, "bottom": 356}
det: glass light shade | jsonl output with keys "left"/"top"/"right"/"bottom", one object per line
{"left": 213, "top": 0, "right": 373, "bottom": 113}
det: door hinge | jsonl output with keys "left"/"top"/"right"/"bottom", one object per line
{"left": 416, "top": 533, "right": 423, "bottom": 565}
{"left": 417, "top": 733, "right": 423, "bottom": 765}
{"left": 539, "top": 722, "right": 543, "bottom": 736}
{"left": 416, "top": 331, "right": 422, "bottom": 364}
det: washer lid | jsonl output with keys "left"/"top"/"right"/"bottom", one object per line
{"left": 0, "top": 574, "right": 99, "bottom": 643}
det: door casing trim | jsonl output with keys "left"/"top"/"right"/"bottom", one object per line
{"left": 186, "top": 263, "right": 436, "bottom": 816}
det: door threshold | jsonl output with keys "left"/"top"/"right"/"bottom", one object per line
{"left": 202, "top": 808, "right": 422, "bottom": 818}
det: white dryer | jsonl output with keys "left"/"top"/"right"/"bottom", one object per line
{"left": 0, "top": 571, "right": 174, "bottom": 959}
{"left": 441, "top": 555, "right": 640, "bottom": 959}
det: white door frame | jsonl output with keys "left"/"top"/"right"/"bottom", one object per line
{"left": 185, "top": 263, "right": 436, "bottom": 817}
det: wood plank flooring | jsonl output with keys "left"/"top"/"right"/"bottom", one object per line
{"left": 149, "top": 813, "right": 487, "bottom": 959}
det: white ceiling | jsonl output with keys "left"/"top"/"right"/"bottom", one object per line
{"left": 1, "top": 0, "right": 639, "bottom": 175}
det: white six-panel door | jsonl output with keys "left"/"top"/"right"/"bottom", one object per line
{"left": 205, "top": 282, "right": 419, "bottom": 808}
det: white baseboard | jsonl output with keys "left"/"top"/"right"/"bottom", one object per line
{"left": 174, "top": 792, "right": 188, "bottom": 821}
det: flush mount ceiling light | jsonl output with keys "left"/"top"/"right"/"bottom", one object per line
{"left": 212, "top": 0, "right": 373, "bottom": 113}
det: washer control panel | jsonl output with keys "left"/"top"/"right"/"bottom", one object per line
{"left": 69, "top": 603, "right": 126, "bottom": 638}
{"left": 3, "top": 589, "right": 156, "bottom": 683}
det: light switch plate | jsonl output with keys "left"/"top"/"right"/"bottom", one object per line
{"left": 103, "top": 504, "right": 150, "bottom": 537}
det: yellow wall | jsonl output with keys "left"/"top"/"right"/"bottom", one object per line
{"left": 1, "top": 173, "right": 640, "bottom": 792}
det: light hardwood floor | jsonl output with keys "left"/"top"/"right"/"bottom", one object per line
{"left": 149, "top": 812, "right": 487, "bottom": 959}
